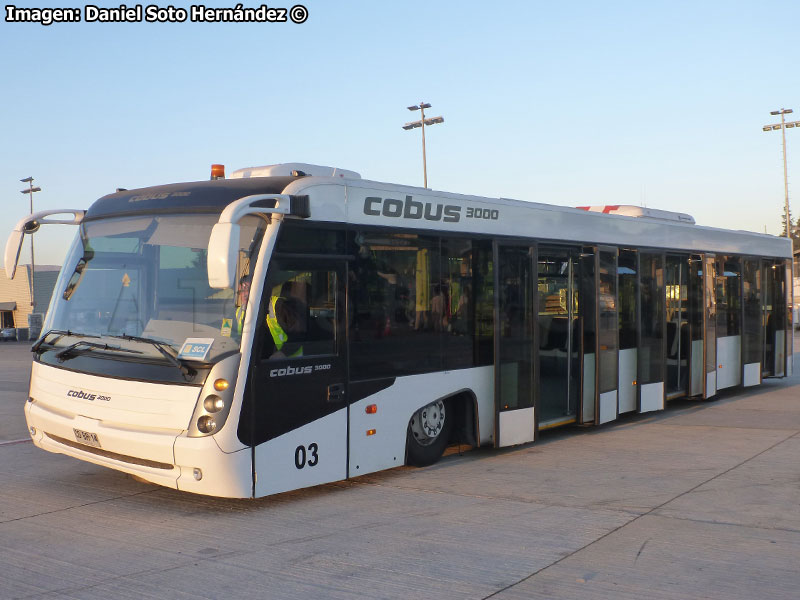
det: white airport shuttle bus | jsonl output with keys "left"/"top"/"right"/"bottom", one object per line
{"left": 5, "top": 163, "right": 793, "bottom": 498}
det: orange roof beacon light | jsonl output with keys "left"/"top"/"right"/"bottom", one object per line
{"left": 210, "top": 164, "right": 225, "bottom": 180}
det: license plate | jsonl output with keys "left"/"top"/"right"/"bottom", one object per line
{"left": 73, "top": 428, "right": 101, "bottom": 448}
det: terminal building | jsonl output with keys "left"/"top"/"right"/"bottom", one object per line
{"left": 0, "top": 264, "right": 59, "bottom": 339}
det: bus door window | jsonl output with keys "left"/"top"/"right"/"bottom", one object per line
{"left": 716, "top": 257, "right": 741, "bottom": 338}
{"left": 638, "top": 252, "right": 666, "bottom": 407}
{"left": 259, "top": 267, "right": 338, "bottom": 360}
{"left": 742, "top": 258, "right": 763, "bottom": 384}
{"left": 618, "top": 249, "right": 638, "bottom": 413}
{"left": 688, "top": 255, "right": 704, "bottom": 396}
{"left": 763, "top": 259, "right": 786, "bottom": 377}
{"left": 538, "top": 247, "right": 580, "bottom": 424}
{"left": 665, "top": 255, "right": 690, "bottom": 397}
{"left": 597, "top": 248, "right": 619, "bottom": 407}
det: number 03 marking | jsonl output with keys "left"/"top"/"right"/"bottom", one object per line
{"left": 294, "top": 443, "right": 319, "bottom": 469}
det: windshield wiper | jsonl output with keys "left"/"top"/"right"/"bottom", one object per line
{"left": 32, "top": 330, "right": 100, "bottom": 353}
{"left": 110, "top": 334, "right": 196, "bottom": 379}
{"left": 54, "top": 340, "right": 144, "bottom": 362}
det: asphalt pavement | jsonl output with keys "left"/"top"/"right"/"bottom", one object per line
{"left": 1, "top": 339, "right": 800, "bottom": 599}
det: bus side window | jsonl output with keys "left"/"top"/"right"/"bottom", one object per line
{"left": 347, "top": 232, "right": 493, "bottom": 380}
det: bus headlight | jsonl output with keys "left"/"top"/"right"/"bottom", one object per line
{"left": 203, "top": 395, "right": 225, "bottom": 413}
{"left": 197, "top": 415, "right": 217, "bottom": 434}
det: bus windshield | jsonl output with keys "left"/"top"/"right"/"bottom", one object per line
{"left": 43, "top": 213, "right": 264, "bottom": 363}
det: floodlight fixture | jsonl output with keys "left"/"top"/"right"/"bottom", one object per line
{"left": 403, "top": 101, "right": 444, "bottom": 188}
{"left": 19, "top": 176, "right": 42, "bottom": 307}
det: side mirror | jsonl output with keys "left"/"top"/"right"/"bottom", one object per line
{"left": 23, "top": 220, "right": 41, "bottom": 234}
{"left": 5, "top": 209, "right": 85, "bottom": 279}
{"left": 207, "top": 222, "right": 240, "bottom": 289}
{"left": 4, "top": 230, "right": 23, "bottom": 279}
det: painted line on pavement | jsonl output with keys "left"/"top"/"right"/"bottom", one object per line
{"left": 0, "top": 438, "right": 33, "bottom": 447}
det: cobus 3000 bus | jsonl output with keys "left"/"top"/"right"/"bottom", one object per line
{"left": 5, "top": 163, "right": 792, "bottom": 498}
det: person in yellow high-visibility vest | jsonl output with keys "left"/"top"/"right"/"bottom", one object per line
{"left": 266, "top": 295, "right": 306, "bottom": 359}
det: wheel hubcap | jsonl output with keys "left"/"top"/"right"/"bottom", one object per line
{"left": 410, "top": 400, "right": 446, "bottom": 446}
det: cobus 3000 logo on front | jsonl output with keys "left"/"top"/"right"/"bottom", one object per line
{"left": 363, "top": 195, "right": 500, "bottom": 223}
{"left": 67, "top": 389, "right": 111, "bottom": 401}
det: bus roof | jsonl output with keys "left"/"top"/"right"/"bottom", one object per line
{"left": 283, "top": 175, "right": 793, "bottom": 259}
{"left": 82, "top": 169, "right": 791, "bottom": 259}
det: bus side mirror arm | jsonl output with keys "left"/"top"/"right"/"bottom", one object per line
{"left": 4, "top": 209, "right": 85, "bottom": 279}
{"left": 207, "top": 194, "right": 304, "bottom": 289}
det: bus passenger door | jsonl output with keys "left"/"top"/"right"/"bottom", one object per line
{"left": 637, "top": 252, "right": 666, "bottom": 412}
{"left": 741, "top": 258, "right": 763, "bottom": 386}
{"left": 665, "top": 255, "right": 690, "bottom": 399}
{"left": 579, "top": 246, "right": 619, "bottom": 425}
{"left": 688, "top": 255, "right": 705, "bottom": 396}
{"left": 249, "top": 259, "right": 348, "bottom": 497}
{"left": 538, "top": 246, "right": 581, "bottom": 429}
{"left": 703, "top": 254, "right": 717, "bottom": 398}
{"left": 494, "top": 243, "right": 536, "bottom": 447}
{"left": 595, "top": 247, "right": 619, "bottom": 424}
{"left": 762, "top": 259, "right": 787, "bottom": 378}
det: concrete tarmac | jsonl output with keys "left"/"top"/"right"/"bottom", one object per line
{"left": 1, "top": 340, "right": 799, "bottom": 599}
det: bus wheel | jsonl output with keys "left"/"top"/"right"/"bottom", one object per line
{"left": 406, "top": 398, "right": 453, "bottom": 467}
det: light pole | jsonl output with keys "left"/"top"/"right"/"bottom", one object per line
{"left": 20, "top": 177, "right": 41, "bottom": 308}
{"left": 762, "top": 108, "right": 799, "bottom": 238}
{"left": 403, "top": 102, "right": 444, "bottom": 188}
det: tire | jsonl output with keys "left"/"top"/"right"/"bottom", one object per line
{"left": 406, "top": 398, "right": 454, "bottom": 467}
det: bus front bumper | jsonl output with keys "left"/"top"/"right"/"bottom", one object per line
{"left": 26, "top": 400, "right": 253, "bottom": 498}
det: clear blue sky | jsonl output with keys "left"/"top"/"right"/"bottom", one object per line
{"left": 2, "top": 0, "right": 799, "bottom": 265}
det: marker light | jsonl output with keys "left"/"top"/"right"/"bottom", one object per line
{"left": 365, "top": 404, "right": 377, "bottom": 414}
{"left": 193, "top": 468, "right": 203, "bottom": 481}
{"left": 366, "top": 429, "right": 376, "bottom": 436}
{"left": 203, "top": 395, "right": 225, "bottom": 413}
{"left": 213, "top": 378, "right": 229, "bottom": 391}
{"left": 210, "top": 164, "right": 225, "bottom": 180}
